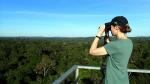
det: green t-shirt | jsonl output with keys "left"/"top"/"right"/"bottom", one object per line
{"left": 104, "top": 39, "right": 133, "bottom": 84}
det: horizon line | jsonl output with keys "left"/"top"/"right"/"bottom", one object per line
{"left": 0, "top": 36, "right": 150, "bottom": 38}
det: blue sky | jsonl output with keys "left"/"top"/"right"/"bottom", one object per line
{"left": 0, "top": 0, "right": 150, "bottom": 37}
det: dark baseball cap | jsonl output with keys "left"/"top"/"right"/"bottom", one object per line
{"left": 110, "top": 16, "right": 129, "bottom": 27}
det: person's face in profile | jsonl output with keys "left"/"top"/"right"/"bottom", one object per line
{"left": 110, "top": 25, "right": 120, "bottom": 36}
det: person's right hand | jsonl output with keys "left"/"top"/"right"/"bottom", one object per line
{"left": 105, "top": 36, "right": 110, "bottom": 43}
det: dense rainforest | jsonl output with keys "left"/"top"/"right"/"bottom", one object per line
{"left": 0, "top": 37, "right": 150, "bottom": 84}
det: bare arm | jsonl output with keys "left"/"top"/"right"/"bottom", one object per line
{"left": 89, "top": 24, "right": 108, "bottom": 56}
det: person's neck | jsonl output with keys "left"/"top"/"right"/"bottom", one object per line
{"left": 116, "top": 33, "right": 128, "bottom": 39}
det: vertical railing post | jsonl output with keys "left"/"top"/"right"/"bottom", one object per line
{"left": 75, "top": 66, "right": 79, "bottom": 84}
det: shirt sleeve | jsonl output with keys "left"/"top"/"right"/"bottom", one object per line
{"left": 104, "top": 41, "right": 117, "bottom": 55}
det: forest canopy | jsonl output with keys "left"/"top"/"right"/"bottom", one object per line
{"left": 0, "top": 37, "right": 150, "bottom": 84}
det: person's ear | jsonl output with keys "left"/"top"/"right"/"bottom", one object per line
{"left": 115, "top": 26, "right": 120, "bottom": 30}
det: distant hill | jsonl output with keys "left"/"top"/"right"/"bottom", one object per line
{"left": 0, "top": 36, "right": 150, "bottom": 41}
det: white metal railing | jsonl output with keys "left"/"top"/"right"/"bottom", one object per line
{"left": 52, "top": 65, "right": 150, "bottom": 84}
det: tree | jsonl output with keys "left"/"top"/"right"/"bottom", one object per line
{"left": 34, "top": 55, "right": 55, "bottom": 77}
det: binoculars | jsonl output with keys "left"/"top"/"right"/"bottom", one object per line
{"left": 105, "top": 22, "right": 111, "bottom": 32}
{"left": 98, "top": 22, "right": 112, "bottom": 45}
{"left": 104, "top": 22, "right": 111, "bottom": 45}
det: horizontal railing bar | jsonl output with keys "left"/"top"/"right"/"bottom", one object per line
{"left": 128, "top": 69, "right": 150, "bottom": 73}
{"left": 77, "top": 65, "right": 150, "bottom": 73}
{"left": 52, "top": 65, "right": 77, "bottom": 84}
{"left": 77, "top": 65, "right": 100, "bottom": 70}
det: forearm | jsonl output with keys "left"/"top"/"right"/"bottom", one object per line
{"left": 89, "top": 24, "right": 108, "bottom": 56}
{"left": 89, "top": 32, "right": 102, "bottom": 53}
{"left": 89, "top": 37, "right": 100, "bottom": 53}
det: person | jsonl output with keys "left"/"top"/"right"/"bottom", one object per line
{"left": 89, "top": 16, "right": 133, "bottom": 84}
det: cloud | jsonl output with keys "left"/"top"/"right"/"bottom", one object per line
{"left": 1, "top": 11, "right": 150, "bottom": 18}
{"left": 0, "top": 11, "right": 117, "bottom": 17}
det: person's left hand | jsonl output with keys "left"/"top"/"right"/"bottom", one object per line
{"left": 97, "top": 24, "right": 105, "bottom": 36}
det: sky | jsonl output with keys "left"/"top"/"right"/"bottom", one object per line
{"left": 0, "top": 0, "right": 150, "bottom": 37}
